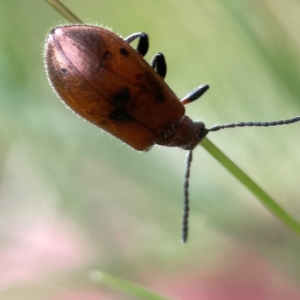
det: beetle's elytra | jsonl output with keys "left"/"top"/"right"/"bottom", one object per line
{"left": 45, "top": 25, "right": 208, "bottom": 152}
{"left": 45, "top": 1, "right": 300, "bottom": 243}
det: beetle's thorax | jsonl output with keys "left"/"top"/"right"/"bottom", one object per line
{"left": 155, "top": 116, "right": 208, "bottom": 150}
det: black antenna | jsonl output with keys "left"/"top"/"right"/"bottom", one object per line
{"left": 182, "top": 115, "right": 300, "bottom": 243}
{"left": 208, "top": 116, "right": 300, "bottom": 132}
{"left": 182, "top": 150, "right": 193, "bottom": 243}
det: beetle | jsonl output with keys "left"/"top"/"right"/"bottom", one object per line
{"left": 44, "top": 0, "right": 300, "bottom": 242}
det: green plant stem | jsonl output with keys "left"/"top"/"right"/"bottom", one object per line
{"left": 200, "top": 138, "right": 300, "bottom": 235}
{"left": 90, "top": 271, "right": 174, "bottom": 300}
{"left": 46, "top": 0, "right": 83, "bottom": 23}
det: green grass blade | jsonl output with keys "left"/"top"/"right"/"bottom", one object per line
{"left": 90, "top": 271, "right": 174, "bottom": 300}
{"left": 200, "top": 138, "right": 300, "bottom": 236}
{"left": 46, "top": 0, "right": 83, "bottom": 23}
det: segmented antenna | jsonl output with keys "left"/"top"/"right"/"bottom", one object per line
{"left": 182, "top": 150, "right": 193, "bottom": 243}
{"left": 208, "top": 116, "right": 300, "bottom": 132}
{"left": 181, "top": 115, "right": 300, "bottom": 243}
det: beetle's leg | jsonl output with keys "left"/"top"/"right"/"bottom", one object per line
{"left": 180, "top": 84, "right": 210, "bottom": 105}
{"left": 151, "top": 53, "right": 167, "bottom": 79}
{"left": 124, "top": 33, "right": 149, "bottom": 56}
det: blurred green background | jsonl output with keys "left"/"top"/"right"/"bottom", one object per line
{"left": 1, "top": 0, "right": 300, "bottom": 299}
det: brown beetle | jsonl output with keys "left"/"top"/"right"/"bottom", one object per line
{"left": 45, "top": 0, "right": 300, "bottom": 242}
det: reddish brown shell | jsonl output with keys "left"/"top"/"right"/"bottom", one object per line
{"left": 45, "top": 25, "right": 185, "bottom": 151}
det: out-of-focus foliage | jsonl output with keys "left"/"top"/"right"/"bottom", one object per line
{"left": 0, "top": 0, "right": 300, "bottom": 299}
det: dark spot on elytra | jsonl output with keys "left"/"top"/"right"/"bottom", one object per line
{"left": 111, "top": 88, "right": 131, "bottom": 107}
{"left": 61, "top": 68, "right": 67, "bottom": 74}
{"left": 136, "top": 73, "right": 143, "bottom": 80}
{"left": 103, "top": 51, "right": 112, "bottom": 59}
{"left": 99, "top": 51, "right": 112, "bottom": 70}
{"left": 109, "top": 109, "right": 131, "bottom": 122}
{"left": 119, "top": 48, "right": 129, "bottom": 57}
